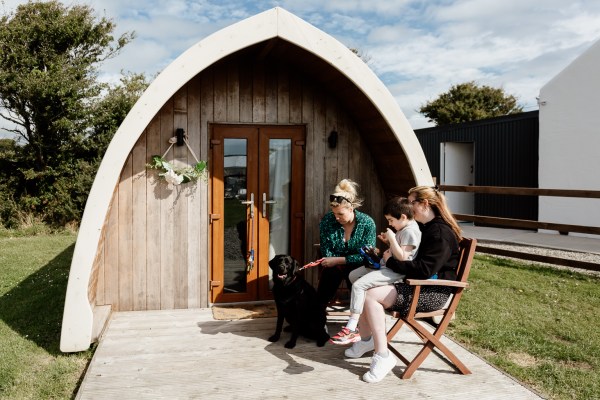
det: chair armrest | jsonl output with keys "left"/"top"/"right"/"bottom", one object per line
{"left": 405, "top": 278, "right": 468, "bottom": 288}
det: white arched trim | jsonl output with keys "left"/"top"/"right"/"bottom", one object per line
{"left": 60, "top": 7, "right": 432, "bottom": 352}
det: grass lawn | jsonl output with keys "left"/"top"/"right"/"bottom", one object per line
{"left": 449, "top": 254, "right": 600, "bottom": 400}
{"left": 0, "top": 232, "right": 93, "bottom": 399}
{"left": 0, "top": 232, "right": 598, "bottom": 399}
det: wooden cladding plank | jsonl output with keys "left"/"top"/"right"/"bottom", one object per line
{"left": 277, "top": 67, "right": 290, "bottom": 123}
{"left": 173, "top": 92, "right": 189, "bottom": 308}
{"left": 226, "top": 63, "right": 240, "bottom": 122}
{"left": 347, "top": 124, "right": 362, "bottom": 191}
{"left": 252, "top": 61, "right": 266, "bottom": 122}
{"left": 132, "top": 134, "right": 148, "bottom": 311}
{"left": 118, "top": 153, "right": 134, "bottom": 311}
{"left": 160, "top": 100, "right": 176, "bottom": 310}
{"left": 105, "top": 185, "right": 120, "bottom": 310}
{"left": 185, "top": 76, "right": 202, "bottom": 308}
{"left": 214, "top": 66, "right": 227, "bottom": 122}
{"left": 324, "top": 95, "right": 338, "bottom": 194}
{"left": 93, "top": 218, "right": 107, "bottom": 306}
{"left": 289, "top": 75, "right": 302, "bottom": 124}
{"left": 199, "top": 72, "right": 213, "bottom": 307}
{"left": 335, "top": 103, "right": 349, "bottom": 184}
{"left": 301, "top": 80, "right": 319, "bottom": 287}
{"left": 311, "top": 87, "right": 329, "bottom": 287}
{"left": 146, "top": 119, "right": 162, "bottom": 310}
{"left": 239, "top": 63, "right": 253, "bottom": 123}
{"left": 265, "top": 63, "right": 278, "bottom": 123}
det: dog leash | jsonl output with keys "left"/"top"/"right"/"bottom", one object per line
{"left": 297, "top": 258, "right": 325, "bottom": 273}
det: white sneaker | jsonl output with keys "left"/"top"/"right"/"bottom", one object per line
{"left": 344, "top": 336, "right": 374, "bottom": 358}
{"left": 362, "top": 352, "right": 397, "bottom": 383}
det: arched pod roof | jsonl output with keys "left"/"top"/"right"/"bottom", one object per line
{"left": 60, "top": 7, "right": 433, "bottom": 352}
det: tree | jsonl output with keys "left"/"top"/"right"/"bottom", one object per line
{"left": 419, "top": 81, "right": 523, "bottom": 126}
{"left": 0, "top": 1, "right": 136, "bottom": 226}
{"left": 0, "top": 0, "right": 134, "bottom": 166}
{"left": 86, "top": 72, "right": 149, "bottom": 161}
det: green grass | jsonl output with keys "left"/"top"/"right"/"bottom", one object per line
{"left": 448, "top": 254, "right": 600, "bottom": 400}
{"left": 0, "top": 232, "right": 93, "bottom": 399}
{"left": 1, "top": 233, "right": 598, "bottom": 399}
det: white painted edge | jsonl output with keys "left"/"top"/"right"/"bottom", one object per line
{"left": 60, "top": 7, "right": 432, "bottom": 352}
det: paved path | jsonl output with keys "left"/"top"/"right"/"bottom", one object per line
{"left": 461, "top": 226, "right": 600, "bottom": 254}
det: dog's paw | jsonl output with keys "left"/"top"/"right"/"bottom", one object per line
{"left": 284, "top": 340, "right": 297, "bottom": 349}
{"left": 268, "top": 334, "right": 280, "bottom": 342}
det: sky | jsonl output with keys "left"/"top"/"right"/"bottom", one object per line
{"left": 2, "top": 0, "right": 600, "bottom": 137}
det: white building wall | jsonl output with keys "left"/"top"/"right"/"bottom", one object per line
{"left": 538, "top": 39, "right": 600, "bottom": 238}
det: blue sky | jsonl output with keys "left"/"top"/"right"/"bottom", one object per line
{"left": 2, "top": 0, "right": 600, "bottom": 135}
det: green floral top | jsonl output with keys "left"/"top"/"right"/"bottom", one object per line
{"left": 319, "top": 210, "right": 376, "bottom": 266}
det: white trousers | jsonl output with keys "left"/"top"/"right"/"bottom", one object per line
{"left": 348, "top": 266, "right": 405, "bottom": 314}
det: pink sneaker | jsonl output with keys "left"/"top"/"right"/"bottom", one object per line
{"left": 329, "top": 327, "right": 361, "bottom": 345}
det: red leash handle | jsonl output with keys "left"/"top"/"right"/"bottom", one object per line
{"left": 299, "top": 258, "right": 325, "bottom": 271}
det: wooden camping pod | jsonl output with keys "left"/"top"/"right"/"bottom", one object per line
{"left": 60, "top": 7, "right": 433, "bottom": 352}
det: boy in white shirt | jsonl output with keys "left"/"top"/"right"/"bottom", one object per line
{"left": 329, "top": 197, "right": 421, "bottom": 345}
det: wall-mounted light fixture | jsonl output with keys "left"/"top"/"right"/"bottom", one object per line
{"left": 328, "top": 130, "right": 338, "bottom": 149}
{"left": 176, "top": 128, "right": 185, "bottom": 146}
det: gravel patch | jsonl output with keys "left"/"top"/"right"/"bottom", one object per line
{"left": 476, "top": 240, "right": 600, "bottom": 277}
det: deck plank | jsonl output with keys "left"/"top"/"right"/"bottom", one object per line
{"left": 76, "top": 309, "right": 543, "bottom": 399}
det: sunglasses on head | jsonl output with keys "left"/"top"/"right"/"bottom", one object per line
{"left": 329, "top": 194, "right": 350, "bottom": 204}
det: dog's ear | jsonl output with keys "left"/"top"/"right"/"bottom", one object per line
{"left": 291, "top": 257, "right": 300, "bottom": 274}
{"left": 268, "top": 256, "right": 279, "bottom": 271}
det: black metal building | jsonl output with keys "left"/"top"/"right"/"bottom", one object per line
{"left": 414, "top": 110, "right": 539, "bottom": 222}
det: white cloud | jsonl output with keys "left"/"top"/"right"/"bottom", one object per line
{"left": 2, "top": 0, "right": 600, "bottom": 133}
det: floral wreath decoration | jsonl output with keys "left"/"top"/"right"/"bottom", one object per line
{"left": 146, "top": 136, "right": 208, "bottom": 186}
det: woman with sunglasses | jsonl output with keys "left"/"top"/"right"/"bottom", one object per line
{"left": 344, "top": 185, "right": 462, "bottom": 383}
{"left": 316, "top": 179, "right": 376, "bottom": 313}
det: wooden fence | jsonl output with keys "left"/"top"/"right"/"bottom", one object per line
{"left": 439, "top": 185, "right": 600, "bottom": 272}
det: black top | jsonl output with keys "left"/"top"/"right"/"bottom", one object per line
{"left": 386, "top": 217, "right": 460, "bottom": 280}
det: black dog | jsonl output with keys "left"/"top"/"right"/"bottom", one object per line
{"left": 268, "top": 255, "right": 329, "bottom": 348}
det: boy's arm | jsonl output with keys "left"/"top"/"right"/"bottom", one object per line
{"left": 385, "top": 228, "right": 414, "bottom": 261}
{"left": 391, "top": 244, "right": 415, "bottom": 261}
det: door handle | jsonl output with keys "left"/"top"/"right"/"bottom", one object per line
{"left": 262, "top": 192, "right": 276, "bottom": 217}
{"left": 240, "top": 192, "right": 254, "bottom": 219}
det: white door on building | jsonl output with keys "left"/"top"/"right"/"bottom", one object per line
{"left": 440, "top": 142, "right": 474, "bottom": 218}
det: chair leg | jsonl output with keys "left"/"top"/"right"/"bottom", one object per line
{"left": 405, "top": 318, "right": 471, "bottom": 377}
{"left": 388, "top": 316, "right": 471, "bottom": 379}
{"left": 400, "top": 341, "right": 435, "bottom": 379}
{"left": 386, "top": 318, "right": 405, "bottom": 342}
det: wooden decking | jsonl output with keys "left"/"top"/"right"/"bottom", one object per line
{"left": 76, "top": 308, "right": 544, "bottom": 399}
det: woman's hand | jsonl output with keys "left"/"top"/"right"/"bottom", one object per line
{"left": 320, "top": 256, "right": 343, "bottom": 268}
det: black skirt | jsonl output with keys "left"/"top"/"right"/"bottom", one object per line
{"left": 389, "top": 282, "right": 453, "bottom": 317}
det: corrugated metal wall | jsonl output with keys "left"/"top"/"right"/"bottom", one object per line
{"left": 415, "top": 111, "right": 539, "bottom": 222}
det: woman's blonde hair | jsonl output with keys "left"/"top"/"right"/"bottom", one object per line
{"left": 330, "top": 179, "right": 363, "bottom": 208}
{"left": 408, "top": 185, "right": 462, "bottom": 240}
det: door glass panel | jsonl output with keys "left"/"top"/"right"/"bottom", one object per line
{"left": 223, "top": 138, "right": 248, "bottom": 294}
{"left": 268, "top": 139, "right": 291, "bottom": 261}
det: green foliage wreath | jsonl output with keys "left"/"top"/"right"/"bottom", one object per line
{"left": 147, "top": 155, "right": 207, "bottom": 185}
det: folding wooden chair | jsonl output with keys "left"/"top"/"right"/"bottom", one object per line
{"left": 386, "top": 237, "right": 477, "bottom": 379}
